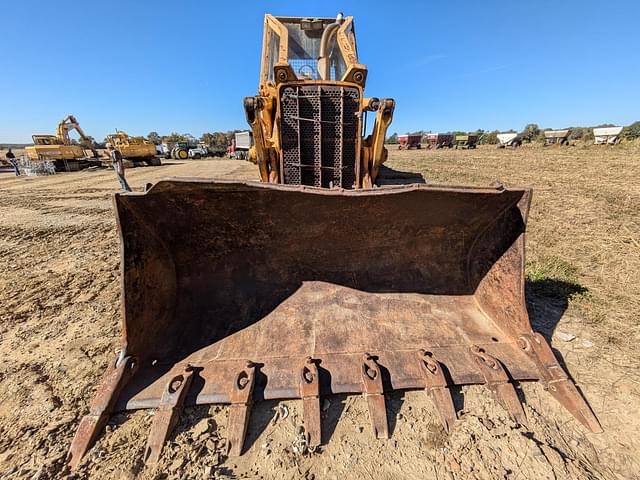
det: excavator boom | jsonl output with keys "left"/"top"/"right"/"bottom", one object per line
{"left": 25, "top": 114, "right": 97, "bottom": 162}
{"left": 57, "top": 115, "right": 99, "bottom": 158}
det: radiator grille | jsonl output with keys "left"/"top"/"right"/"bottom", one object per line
{"left": 280, "top": 85, "right": 360, "bottom": 188}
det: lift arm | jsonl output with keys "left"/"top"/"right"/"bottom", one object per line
{"left": 360, "top": 98, "right": 395, "bottom": 188}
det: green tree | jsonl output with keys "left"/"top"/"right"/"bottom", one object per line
{"left": 482, "top": 130, "right": 499, "bottom": 145}
{"left": 201, "top": 132, "right": 235, "bottom": 149}
{"left": 200, "top": 133, "right": 215, "bottom": 146}
{"left": 568, "top": 127, "right": 594, "bottom": 142}
{"left": 522, "top": 124, "right": 541, "bottom": 142}
{"left": 623, "top": 121, "right": 640, "bottom": 139}
{"left": 568, "top": 128, "right": 585, "bottom": 140}
{"left": 147, "top": 132, "right": 161, "bottom": 145}
{"left": 386, "top": 132, "right": 399, "bottom": 144}
{"left": 162, "top": 132, "right": 187, "bottom": 143}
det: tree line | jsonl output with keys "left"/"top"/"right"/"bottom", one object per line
{"left": 75, "top": 131, "right": 244, "bottom": 149}
{"left": 145, "top": 131, "right": 242, "bottom": 149}
{"left": 386, "top": 121, "right": 640, "bottom": 144}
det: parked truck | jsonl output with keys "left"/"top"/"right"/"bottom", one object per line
{"left": 227, "top": 131, "right": 252, "bottom": 160}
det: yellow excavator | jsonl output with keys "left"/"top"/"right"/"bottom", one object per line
{"left": 68, "top": 13, "right": 602, "bottom": 469}
{"left": 105, "top": 131, "right": 161, "bottom": 166}
{"left": 26, "top": 115, "right": 99, "bottom": 168}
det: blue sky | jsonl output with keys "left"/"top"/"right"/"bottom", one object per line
{"left": 1, "top": 0, "right": 639, "bottom": 143}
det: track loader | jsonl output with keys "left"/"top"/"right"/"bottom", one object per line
{"left": 68, "top": 13, "right": 601, "bottom": 469}
{"left": 106, "top": 131, "right": 161, "bottom": 166}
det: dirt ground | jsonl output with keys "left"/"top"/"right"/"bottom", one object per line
{"left": 0, "top": 145, "right": 639, "bottom": 479}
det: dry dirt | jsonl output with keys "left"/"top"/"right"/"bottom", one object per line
{"left": 0, "top": 145, "right": 639, "bottom": 480}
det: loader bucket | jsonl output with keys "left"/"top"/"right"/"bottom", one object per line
{"left": 68, "top": 179, "right": 602, "bottom": 467}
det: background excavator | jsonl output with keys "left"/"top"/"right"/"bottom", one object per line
{"left": 26, "top": 115, "right": 99, "bottom": 170}
{"left": 105, "top": 131, "right": 161, "bottom": 166}
{"left": 68, "top": 13, "right": 602, "bottom": 469}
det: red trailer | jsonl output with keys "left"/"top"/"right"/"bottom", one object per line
{"left": 426, "top": 133, "right": 454, "bottom": 149}
{"left": 397, "top": 134, "right": 423, "bottom": 150}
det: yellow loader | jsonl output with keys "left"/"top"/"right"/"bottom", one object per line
{"left": 68, "top": 13, "right": 601, "bottom": 468}
{"left": 105, "top": 131, "right": 161, "bottom": 166}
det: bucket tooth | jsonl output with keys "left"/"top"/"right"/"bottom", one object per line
{"left": 471, "top": 346, "right": 527, "bottom": 428}
{"left": 416, "top": 350, "right": 457, "bottom": 432}
{"left": 67, "top": 354, "right": 137, "bottom": 468}
{"left": 227, "top": 361, "right": 257, "bottom": 456}
{"left": 143, "top": 366, "right": 195, "bottom": 465}
{"left": 361, "top": 354, "right": 389, "bottom": 439}
{"left": 300, "top": 357, "right": 321, "bottom": 447}
{"left": 519, "top": 333, "right": 602, "bottom": 433}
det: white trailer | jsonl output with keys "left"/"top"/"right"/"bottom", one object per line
{"left": 497, "top": 132, "right": 522, "bottom": 148}
{"left": 543, "top": 129, "right": 570, "bottom": 146}
{"left": 593, "top": 126, "right": 623, "bottom": 145}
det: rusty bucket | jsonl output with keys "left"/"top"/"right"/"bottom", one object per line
{"left": 68, "top": 179, "right": 601, "bottom": 467}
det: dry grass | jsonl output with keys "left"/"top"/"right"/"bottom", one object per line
{"left": 385, "top": 143, "right": 640, "bottom": 350}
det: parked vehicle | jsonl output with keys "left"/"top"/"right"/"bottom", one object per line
{"left": 25, "top": 114, "right": 100, "bottom": 171}
{"left": 593, "top": 126, "right": 623, "bottom": 145}
{"left": 453, "top": 134, "right": 479, "bottom": 149}
{"left": 106, "top": 131, "right": 161, "bottom": 165}
{"left": 397, "top": 134, "right": 422, "bottom": 150}
{"left": 228, "top": 131, "right": 252, "bottom": 160}
{"left": 497, "top": 133, "right": 522, "bottom": 148}
{"left": 160, "top": 142, "right": 192, "bottom": 159}
{"left": 425, "top": 133, "right": 454, "bottom": 149}
{"left": 188, "top": 144, "right": 209, "bottom": 159}
{"left": 206, "top": 146, "right": 227, "bottom": 157}
{"left": 543, "top": 130, "right": 571, "bottom": 146}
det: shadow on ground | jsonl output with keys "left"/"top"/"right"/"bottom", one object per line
{"left": 526, "top": 278, "right": 589, "bottom": 339}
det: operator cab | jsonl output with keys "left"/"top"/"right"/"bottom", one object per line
{"left": 32, "top": 135, "right": 62, "bottom": 145}
{"left": 261, "top": 13, "right": 362, "bottom": 86}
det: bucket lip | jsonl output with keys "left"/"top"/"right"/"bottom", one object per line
{"left": 116, "top": 178, "right": 533, "bottom": 198}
